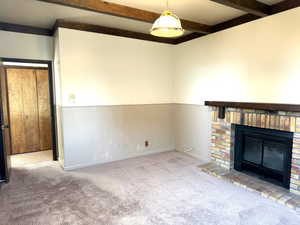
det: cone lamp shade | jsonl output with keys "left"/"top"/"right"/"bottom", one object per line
{"left": 150, "top": 10, "right": 184, "bottom": 38}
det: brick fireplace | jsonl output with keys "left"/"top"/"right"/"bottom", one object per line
{"left": 209, "top": 105, "right": 300, "bottom": 196}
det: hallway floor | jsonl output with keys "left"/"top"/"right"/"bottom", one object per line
{"left": 10, "top": 150, "right": 53, "bottom": 167}
{"left": 1, "top": 151, "right": 300, "bottom": 225}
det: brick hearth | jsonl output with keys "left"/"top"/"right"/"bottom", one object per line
{"left": 198, "top": 162, "right": 300, "bottom": 212}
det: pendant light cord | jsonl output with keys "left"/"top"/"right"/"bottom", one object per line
{"left": 166, "top": 0, "right": 169, "bottom": 10}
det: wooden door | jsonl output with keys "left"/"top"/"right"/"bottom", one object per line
{"left": 6, "top": 68, "right": 29, "bottom": 154}
{"left": 36, "top": 69, "right": 52, "bottom": 150}
{"left": 6, "top": 68, "right": 52, "bottom": 154}
{"left": 22, "top": 69, "right": 40, "bottom": 152}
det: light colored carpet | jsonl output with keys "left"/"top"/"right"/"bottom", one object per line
{"left": 11, "top": 150, "right": 53, "bottom": 167}
{"left": 1, "top": 151, "right": 300, "bottom": 225}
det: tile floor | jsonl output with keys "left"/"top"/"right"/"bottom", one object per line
{"left": 10, "top": 150, "right": 53, "bottom": 167}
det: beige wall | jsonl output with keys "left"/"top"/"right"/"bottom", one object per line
{"left": 0, "top": 31, "right": 53, "bottom": 60}
{"left": 173, "top": 7, "right": 300, "bottom": 105}
{"left": 58, "top": 28, "right": 173, "bottom": 106}
{"left": 174, "top": 104, "right": 211, "bottom": 162}
{"left": 62, "top": 104, "right": 175, "bottom": 170}
{"left": 56, "top": 28, "right": 175, "bottom": 169}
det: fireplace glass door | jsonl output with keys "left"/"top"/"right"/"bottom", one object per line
{"left": 243, "top": 136, "right": 262, "bottom": 165}
{"left": 263, "top": 141, "right": 286, "bottom": 172}
{"left": 235, "top": 125, "right": 293, "bottom": 189}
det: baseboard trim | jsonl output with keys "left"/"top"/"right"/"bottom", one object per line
{"left": 58, "top": 158, "right": 65, "bottom": 169}
{"left": 63, "top": 149, "right": 175, "bottom": 171}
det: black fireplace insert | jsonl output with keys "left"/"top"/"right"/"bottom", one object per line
{"left": 234, "top": 125, "right": 293, "bottom": 189}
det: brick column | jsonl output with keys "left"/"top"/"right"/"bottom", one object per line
{"left": 291, "top": 132, "right": 300, "bottom": 195}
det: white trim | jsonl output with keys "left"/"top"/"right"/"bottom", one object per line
{"left": 3, "top": 62, "right": 48, "bottom": 68}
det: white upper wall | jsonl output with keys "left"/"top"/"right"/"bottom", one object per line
{"left": 0, "top": 31, "right": 53, "bottom": 60}
{"left": 57, "top": 28, "right": 173, "bottom": 106}
{"left": 173, "top": 7, "right": 300, "bottom": 105}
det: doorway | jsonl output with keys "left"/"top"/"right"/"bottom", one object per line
{"left": 1, "top": 58, "right": 58, "bottom": 167}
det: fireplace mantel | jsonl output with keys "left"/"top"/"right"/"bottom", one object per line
{"left": 205, "top": 101, "right": 300, "bottom": 112}
{"left": 205, "top": 101, "right": 300, "bottom": 119}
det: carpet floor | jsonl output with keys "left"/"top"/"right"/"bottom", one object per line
{"left": 1, "top": 151, "right": 300, "bottom": 225}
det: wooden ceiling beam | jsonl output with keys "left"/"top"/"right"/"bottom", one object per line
{"left": 54, "top": 20, "right": 178, "bottom": 45}
{"left": 212, "top": 14, "right": 260, "bottom": 33}
{"left": 37, "top": 0, "right": 211, "bottom": 34}
{"left": 0, "top": 22, "right": 53, "bottom": 36}
{"left": 173, "top": 33, "right": 206, "bottom": 45}
{"left": 271, "top": 0, "right": 300, "bottom": 14}
{"left": 210, "top": 0, "right": 270, "bottom": 17}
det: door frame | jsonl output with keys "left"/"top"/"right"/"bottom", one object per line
{"left": 0, "top": 60, "right": 11, "bottom": 182}
{"left": 0, "top": 58, "right": 59, "bottom": 161}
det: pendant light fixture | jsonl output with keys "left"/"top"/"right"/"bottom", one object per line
{"left": 150, "top": 0, "right": 184, "bottom": 38}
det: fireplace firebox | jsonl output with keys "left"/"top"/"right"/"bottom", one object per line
{"left": 234, "top": 125, "right": 293, "bottom": 189}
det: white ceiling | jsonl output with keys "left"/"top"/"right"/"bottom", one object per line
{"left": 0, "top": 0, "right": 285, "bottom": 34}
